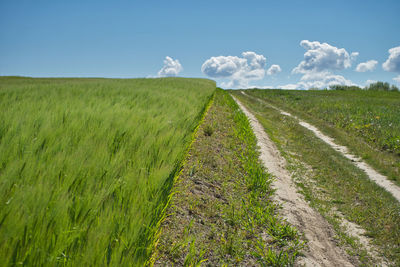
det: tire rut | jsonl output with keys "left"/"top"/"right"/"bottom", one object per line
{"left": 232, "top": 95, "right": 356, "bottom": 267}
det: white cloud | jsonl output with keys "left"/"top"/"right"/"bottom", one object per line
{"left": 382, "top": 46, "right": 400, "bottom": 73}
{"left": 292, "top": 40, "right": 357, "bottom": 73}
{"left": 158, "top": 56, "right": 183, "bottom": 77}
{"left": 220, "top": 79, "right": 248, "bottom": 89}
{"left": 351, "top": 52, "right": 359, "bottom": 60}
{"left": 299, "top": 71, "right": 329, "bottom": 81}
{"left": 267, "top": 64, "right": 282, "bottom": 75}
{"left": 302, "top": 72, "right": 354, "bottom": 89}
{"left": 283, "top": 40, "right": 359, "bottom": 90}
{"left": 201, "top": 51, "right": 266, "bottom": 88}
{"left": 355, "top": 60, "right": 378, "bottom": 72}
{"left": 278, "top": 71, "right": 355, "bottom": 90}
{"left": 394, "top": 75, "right": 400, "bottom": 83}
{"left": 240, "top": 85, "right": 275, "bottom": 89}
{"left": 365, "top": 79, "right": 377, "bottom": 86}
{"left": 242, "top": 51, "right": 267, "bottom": 70}
{"left": 277, "top": 84, "right": 298, "bottom": 90}
{"left": 255, "top": 85, "right": 275, "bottom": 89}
{"left": 201, "top": 56, "right": 245, "bottom": 78}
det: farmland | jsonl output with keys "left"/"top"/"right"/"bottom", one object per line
{"left": 0, "top": 77, "right": 215, "bottom": 266}
{"left": 232, "top": 89, "right": 400, "bottom": 265}
{"left": 242, "top": 89, "right": 400, "bottom": 184}
{"left": 2, "top": 77, "right": 400, "bottom": 266}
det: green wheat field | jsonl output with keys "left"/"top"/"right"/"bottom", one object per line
{"left": 0, "top": 77, "right": 215, "bottom": 266}
{"left": 1, "top": 77, "right": 400, "bottom": 266}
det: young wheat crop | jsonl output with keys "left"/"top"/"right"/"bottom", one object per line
{"left": 0, "top": 77, "right": 215, "bottom": 266}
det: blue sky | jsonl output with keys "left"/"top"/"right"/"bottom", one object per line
{"left": 1, "top": 0, "right": 399, "bottom": 89}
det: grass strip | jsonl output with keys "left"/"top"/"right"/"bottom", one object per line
{"left": 145, "top": 89, "right": 216, "bottom": 266}
{"left": 155, "top": 89, "right": 303, "bottom": 266}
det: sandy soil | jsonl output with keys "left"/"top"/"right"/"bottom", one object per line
{"left": 233, "top": 95, "right": 356, "bottom": 266}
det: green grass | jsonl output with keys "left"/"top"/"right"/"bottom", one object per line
{"left": 0, "top": 77, "right": 215, "bottom": 266}
{"left": 242, "top": 89, "right": 400, "bottom": 184}
{"left": 156, "top": 89, "right": 303, "bottom": 266}
{"left": 233, "top": 90, "right": 400, "bottom": 265}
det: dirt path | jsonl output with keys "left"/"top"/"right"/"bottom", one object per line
{"left": 297, "top": 120, "right": 400, "bottom": 203}
{"left": 242, "top": 91, "right": 400, "bottom": 203}
{"left": 232, "top": 95, "right": 356, "bottom": 267}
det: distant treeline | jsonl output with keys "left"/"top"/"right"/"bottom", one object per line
{"left": 310, "top": 82, "right": 399, "bottom": 92}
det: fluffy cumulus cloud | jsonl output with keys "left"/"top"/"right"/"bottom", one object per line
{"left": 158, "top": 56, "right": 183, "bottom": 77}
{"left": 201, "top": 51, "right": 267, "bottom": 88}
{"left": 292, "top": 40, "right": 358, "bottom": 74}
{"left": 382, "top": 46, "right": 400, "bottom": 73}
{"left": 394, "top": 75, "right": 400, "bottom": 84}
{"left": 279, "top": 40, "right": 358, "bottom": 90}
{"left": 355, "top": 60, "right": 378, "bottom": 72}
{"left": 279, "top": 71, "right": 354, "bottom": 90}
{"left": 267, "top": 64, "right": 282, "bottom": 75}
{"left": 300, "top": 72, "right": 354, "bottom": 88}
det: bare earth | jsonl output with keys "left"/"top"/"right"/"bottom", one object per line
{"left": 232, "top": 96, "right": 356, "bottom": 266}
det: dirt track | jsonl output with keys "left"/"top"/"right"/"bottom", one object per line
{"left": 233, "top": 95, "right": 356, "bottom": 266}
{"left": 296, "top": 119, "right": 400, "bottom": 203}
{"left": 243, "top": 91, "right": 400, "bottom": 203}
